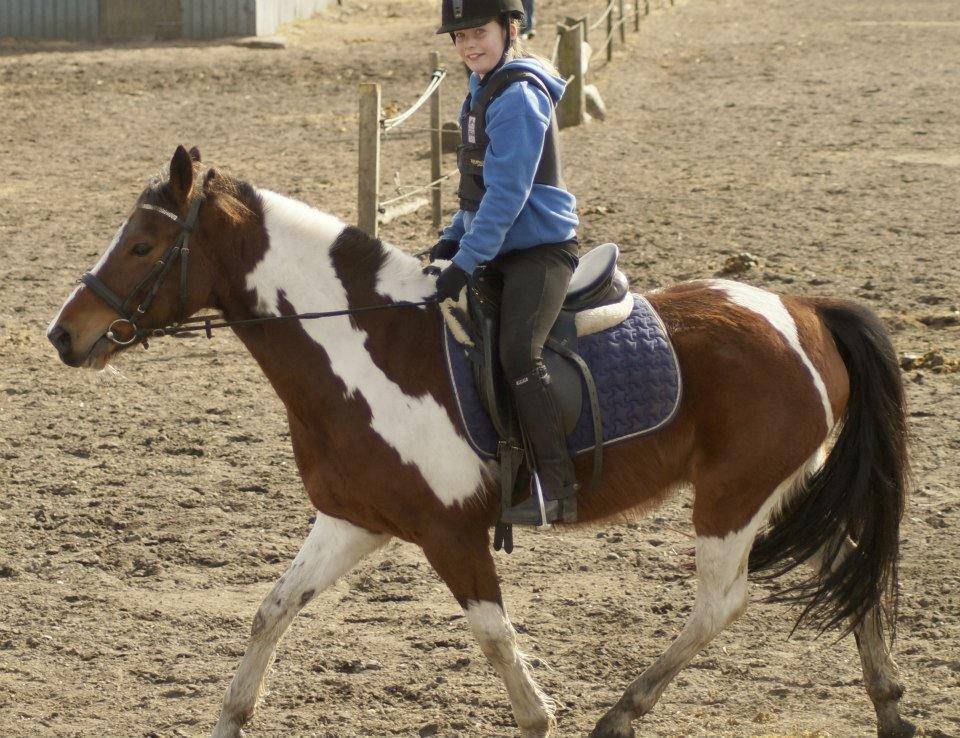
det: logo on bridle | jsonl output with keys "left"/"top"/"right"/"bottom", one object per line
{"left": 453, "top": 0, "right": 464, "bottom": 19}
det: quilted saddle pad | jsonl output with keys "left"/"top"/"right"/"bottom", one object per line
{"left": 442, "top": 294, "right": 683, "bottom": 460}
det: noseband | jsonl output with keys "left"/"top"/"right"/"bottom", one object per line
{"left": 80, "top": 197, "right": 203, "bottom": 346}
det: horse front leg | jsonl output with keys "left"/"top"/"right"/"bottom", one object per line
{"left": 422, "top": 531, "right": 556, "bottom": 738}
{"left": 465, "top": 600, "right": 557, "bottom": 738}
{"left": 212, "top": 513, "right": 389, "bottom": 738}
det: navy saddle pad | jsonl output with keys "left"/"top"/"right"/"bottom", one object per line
{"left": 442, "top": 295, "right": 683, "bottom": 460}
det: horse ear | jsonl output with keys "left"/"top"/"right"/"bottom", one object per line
{"left": 188, "top": 146, "right": 202, "bottom": 163}
{"left": 169, "top": 145, "right": 194, "bottom": 205}
{"left": 202, "top": 167, "right": 219, "bottom": 192}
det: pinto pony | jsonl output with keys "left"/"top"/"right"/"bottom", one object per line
{"left": 48, "top": 147, "right": 913, "bottom": 738}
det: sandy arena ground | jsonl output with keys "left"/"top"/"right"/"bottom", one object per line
{"left": 1, "top": 0, "right": 958, "bottom": 736}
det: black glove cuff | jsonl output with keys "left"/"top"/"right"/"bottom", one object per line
{"left": 429, "top": 238, "right": 460, "bottom": 262}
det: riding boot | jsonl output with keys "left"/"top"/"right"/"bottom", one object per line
{"left": 501, "top": 365, "right": 578, "bottom": 526}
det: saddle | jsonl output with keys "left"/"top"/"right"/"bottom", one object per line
{"left": 444, "top": 243, "right": 629, "bottom": 551}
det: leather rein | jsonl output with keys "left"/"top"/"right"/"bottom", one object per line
{"left": 80, "top": 199, "right": 435, "bottom": 348}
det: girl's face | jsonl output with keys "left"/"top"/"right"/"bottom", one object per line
{"left": 453, "top": 20, "right": 517, "bottom": 76}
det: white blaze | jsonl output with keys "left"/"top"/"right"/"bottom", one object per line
{"left": 48, "top": 219, "right": 128, "bottom": 334}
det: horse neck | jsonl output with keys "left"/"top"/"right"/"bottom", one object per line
{"left": 216, "top": 187, "right": 444, "bottom": 425}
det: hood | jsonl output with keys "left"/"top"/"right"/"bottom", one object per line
{"left": 469, "top": 58, "right": 566, "bottom": 104}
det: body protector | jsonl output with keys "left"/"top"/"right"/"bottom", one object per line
{"left": 457, "top": 68, "right": 564, "bottom": 212}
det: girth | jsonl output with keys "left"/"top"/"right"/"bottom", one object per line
{"left": 457, "top": 68, "right": 564, "bottom": 212}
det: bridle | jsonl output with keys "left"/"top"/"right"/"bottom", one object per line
{"left": 80, "top": 197, "right": 436, "bottom": 347}
{"left": 81, "top": 198, "right": 202, "bottom": 346}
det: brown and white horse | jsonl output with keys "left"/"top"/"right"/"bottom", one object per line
{"left": 48, "top": 147, "right": 913, "bottom": 738}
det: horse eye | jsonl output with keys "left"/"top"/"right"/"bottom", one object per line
{"left": 131, "top": 243, "right": 152, "bottom": 257}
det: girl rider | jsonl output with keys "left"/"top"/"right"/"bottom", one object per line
{"left": 431, "top": 0, "right": 580, "bottom": 525}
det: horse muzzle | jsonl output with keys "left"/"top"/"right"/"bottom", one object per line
{"left": 48, "top": 323, "right": 81, "bottom": 367}
{"left": 47, "top": 321, "right": 119, "bottom": 369}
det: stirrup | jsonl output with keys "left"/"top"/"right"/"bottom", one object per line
{"left": 500, "top": 473, "right": 577, "bottom": 527}
{"left": 500, "top": 497, "right": 577, "bottom": 526}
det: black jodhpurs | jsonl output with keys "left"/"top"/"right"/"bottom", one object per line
{"left": 483, "top": 241, "right": 578, "bottom": 382}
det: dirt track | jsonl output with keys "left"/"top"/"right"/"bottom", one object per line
{"left": 1, "top": 0, "right": 958, "bottom": 736}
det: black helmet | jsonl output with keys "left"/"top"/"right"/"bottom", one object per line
{"left": 436, "top": 0, "right": 525, "bottom": 34}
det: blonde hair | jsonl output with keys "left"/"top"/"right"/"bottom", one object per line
{"left": 502, "top": 17, "right": 559, "bottom": 76}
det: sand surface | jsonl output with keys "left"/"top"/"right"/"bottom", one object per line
{"left": 1, "top": 0, "right": 958, "bottom": 736}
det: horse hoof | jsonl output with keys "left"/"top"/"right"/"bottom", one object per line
{"left": 878, "top": 718, "right": 917, "bottom": 738}
{"left": 589, "top": 713, "right": 636, "bottom": 738}
{"left": 211, "top": 721, "right": 245, "bottom": 738}
{"left": 519, "top": 721, "right": 554, "bottom": 738}
{"left": 589, "top": 728, "right": 635, "bottom": 738}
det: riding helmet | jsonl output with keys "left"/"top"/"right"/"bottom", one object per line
{"left": 436, "top": 0, "right": 525, "bottom": 34}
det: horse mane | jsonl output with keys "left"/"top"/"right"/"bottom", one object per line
{"left": 144, "top": 163, "right": 256, "bottom": 227}
{"left": 141, "top": 157, "right": 428, "bottom": 303}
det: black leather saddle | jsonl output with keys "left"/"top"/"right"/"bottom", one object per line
{"left": 451, "top": 243, "right": 628, "bottom": 551}
{"left": 564, "top": 242, "right": 629, "bottom": 311}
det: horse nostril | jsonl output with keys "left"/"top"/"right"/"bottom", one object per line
{"left": 48, "top": 325, "right": 72, "bottom": 355}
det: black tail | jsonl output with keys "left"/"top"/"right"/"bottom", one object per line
{"left": 748, "top": 299, "right": 908, "bottom": 637}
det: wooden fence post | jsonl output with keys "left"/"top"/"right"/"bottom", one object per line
{"left": 358, "top": 82, "right": 381, "bottom": 237}
{"left": 635, "top": 0, "right": 641, "bottom": 31}
{"left": 618, "top": 0, "right": 626, "bottom": 43}
{"left": 429, "top": 51, "right": 443, "bottom": 232}
{"left": 557, "top": 20, "right": 585, "bottom": 129}
{"left": 645, "top": 0, "right": 650, "bottom": 16}
{"left": 571, "top": 14, "right": 587, "bottom": 43}
{"left": 606, "top": 0, "right": 614, "bottom": 62}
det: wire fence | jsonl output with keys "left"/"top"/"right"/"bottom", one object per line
{"left": 588, "top": 0, "right": 616, "bottom": 32}
{"left": 551, "top": 0, "right": 679, "bottom": 126}
{"left": 556, "top": 0, "right": 639, "bottom": 64}
{"left": 382, "top": 67, "right": 447, "bottom": 132}
{"left": 379, "top": 170, "right": 457, "bottom": 209}
{"left": 357, "top": 51, "right": 449, "bottom": 237}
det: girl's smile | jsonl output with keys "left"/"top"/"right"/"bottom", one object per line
{"left": 453, "top": 20, "right": 518, "bottom": 77}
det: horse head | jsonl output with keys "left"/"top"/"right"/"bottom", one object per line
{"left": 47, "top": 145, "right": 251, "bottom": 368}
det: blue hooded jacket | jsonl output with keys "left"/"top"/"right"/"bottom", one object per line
{"left": 441, "top": 58, "right": 579, "bottom": 275}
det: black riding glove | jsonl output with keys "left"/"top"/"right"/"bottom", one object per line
{"left": 434, "top": 263, "right": 469, "bottom": 302}
{"left": 429, "top": 238, "right": 459, "bottom": 262}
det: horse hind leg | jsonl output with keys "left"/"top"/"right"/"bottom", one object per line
{"left": 589, "top": 512, "right": 758, "bottom": 738}
{"left": 855, "top": 609, "right": 915, "bottom": 738}
{"left": 813, "top": 539, "right": 915, "bottom": 738}
{"left": 211, "top": 513, "right": 389, "bottom": 738}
